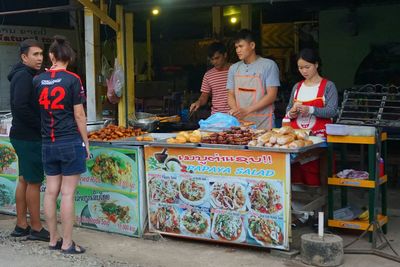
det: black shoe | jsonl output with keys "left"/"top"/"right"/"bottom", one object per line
{"left": 10, "top": 225, "right": 31, "bottom": 237}
{"left": 27, "top": 228, "right": 50, "bottom": 242}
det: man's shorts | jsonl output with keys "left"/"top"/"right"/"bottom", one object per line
{"left": 10, "top": 139, "right": 44, "bottom": 184}
{"left": 42, "top": 136, "right": 87, "bottom": 176}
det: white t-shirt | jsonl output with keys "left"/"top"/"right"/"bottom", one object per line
{"left": 295, "top": 82, "right": 325, "bottom": 115}
{"left": 296, "top": 83, "right": 324, "bottom": 102}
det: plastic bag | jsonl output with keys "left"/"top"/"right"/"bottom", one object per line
{"left": 199, "top": 112, "right": 240, "bottom": 131}
{"left": 106, "top": 59, "right": 125, "bottom": 104}
{"left": 101, "top": 55, "right": 113, "bottom": 86}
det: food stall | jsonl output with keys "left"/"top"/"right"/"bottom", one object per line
{"left": 141, "top": 127, "right": 326, "bottom": 250}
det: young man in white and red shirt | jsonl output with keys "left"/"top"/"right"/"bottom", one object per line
{"left": 190, "top": 42, "right": 230, "bottom": 114}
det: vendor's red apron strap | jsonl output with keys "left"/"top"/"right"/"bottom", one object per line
{"left": 290, "top": 78, "right": 332, "bottom": 137}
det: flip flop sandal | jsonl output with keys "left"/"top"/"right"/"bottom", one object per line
{"left": 49, "top": 238, "right": 63, "bottom": 250}
{"left": 61, "top": 241, "right": 86, "bottom": 254}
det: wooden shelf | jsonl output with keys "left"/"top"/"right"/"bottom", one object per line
{"left": 327, "top": 132, "right": 387, "bottom": 144}
{"left": 328, "top": 175, "right": 387, "bottom": 188}
{"left": 328, "top": 215, "right": 388, "bottom": 231}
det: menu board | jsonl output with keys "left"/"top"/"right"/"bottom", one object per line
{"left": 0, "top": 137, "right": 17, "bottom": 214}
{"left": 81, "top": 146, "right": 140, "bottom": 193}
{"left": 0, "top": 175, "right": 17, "bottom": 214}
{"left": 39, "top": 144, "right": 147, "bottom": 237}
{"left": 0, "top": 137, "right": 18, "bottom": 177}
{"left": 79, "top": 145, "right": 146, "bottom": 237}
{"left": 144, "top": 146, "right": 290, "bottom": 250}
{"left": 74, "top": 186, "right": 142, "bottom": 237}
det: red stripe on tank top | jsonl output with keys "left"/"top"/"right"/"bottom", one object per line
{"left": 49, "top": 111, "right": 55, "bottom": 142}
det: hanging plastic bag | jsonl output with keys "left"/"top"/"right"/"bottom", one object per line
{"left": 106, "top": 59, "right": 125, "bottom": 104}
{"left": 199, "top": 112, "right": 240, "bottom": 131}
{"left": 101, "top": 55, "right": 112, "bottom": 86}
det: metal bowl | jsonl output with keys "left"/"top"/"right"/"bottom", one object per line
{"left": 130, "top": 118, "right": 159, "bottom": 132}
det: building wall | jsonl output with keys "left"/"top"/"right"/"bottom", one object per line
{"left": 319, "top": 4, "right": 400, "bottom": 90}
{"left": 0, "top": 25, "right": 77, "bottom": 111}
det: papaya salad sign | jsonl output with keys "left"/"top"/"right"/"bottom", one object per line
{"left": 144, "top": 146, "right": 290, "bottom": 250}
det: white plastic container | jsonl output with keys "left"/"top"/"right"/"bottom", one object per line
{"left": 347, "top": 126, "right": 375, "bottom": 136}
{"left": 326, "top": 124, "right": 348, "bottom": 136}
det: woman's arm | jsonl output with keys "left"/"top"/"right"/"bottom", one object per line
{"left": 74, "top": 104, "right": 90, "bottom": 158}
{"left": 313, "top": 81, "right": 338, "bottom": 118}
{"left": 286, "top": 83, "right": 301, "bottom": 119}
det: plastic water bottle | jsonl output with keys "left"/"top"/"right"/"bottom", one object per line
{"left": 282, "top": 116, "right": 291, "bottom": 127}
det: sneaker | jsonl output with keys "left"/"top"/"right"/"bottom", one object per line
{"left": 27, "top": 228, "right": 50, "bottom": 242}
{"left": 10, "top": 225, "right": 31, "bottom": 237}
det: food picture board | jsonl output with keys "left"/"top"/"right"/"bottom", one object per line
{"left": 0, "top": 137, "right": 18, "bottom": 177}
{"left": 74, "top": 186, "right": 144, "bottom": 237}
{"left": 0, "top": 137, "right": 18, "bottom": 214}
{"left": 0, "top": 175, "right": 17, "bottom": 215}
{"left": 79, "top": 145, "right": 147, "bottom": 237}
{"left": 39, "top": 144, "right": 147, "bottom": 237}
{"left": 144, "top": 146, "right": 291, "bottom": 250}
{"left": 81, "top": 145, "right": 141, "bottom": 193}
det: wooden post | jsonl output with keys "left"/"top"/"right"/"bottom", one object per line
{"left": 84, "top": 7, "right": 101, "bottom": 121}
{"left": 146, "top": 18, "right": 152, "bottom": 81}
{"left": 125, "top": 12, "right": 135, "bottom": 119}
{"left": 116, "top": 5, "right": 126, "bottom": 126}
{"left": 212, "top": 6, "right": 222, "bottom": 37}
{"left": 240, "top": 4, "right": 252, "bottom": 29}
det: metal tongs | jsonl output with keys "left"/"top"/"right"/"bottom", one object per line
{"left": 188, "top": 109, "right": 197, "bottom": 121}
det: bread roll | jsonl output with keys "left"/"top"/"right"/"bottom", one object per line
{"left": 257, "top": 131, "right": 273, "bottom": 144}
{"left": 304, "top": 139, "right": 314, "bottom": 146}
{"left": 248, "top": 140, "right": 257, "bottom": 146}
{"left": 277, "top": 134, "right": 295, "bottom": 145}
{"left": 167, "top": 138, "right": 176, "bottom": 144}
{"left": 296, "top": 131, "right": 309, "bottom": 140}
{"left": 269, "top": 133, "right": 279, "bottom": 144}
{"left": 288, "top": 140, "right": 305, "bottom": 148}
{"left": 175, "top": 136, "right": 187, "bottom": 143}
{"left": 278, "top": 126, "right": 294, "bottom": 135}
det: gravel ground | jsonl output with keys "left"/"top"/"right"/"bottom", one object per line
{"left": 0, "top": 230, "right": 137, "bottom": 267}
{"left": 1, "top": 213, "right": 400, "bottom": 267}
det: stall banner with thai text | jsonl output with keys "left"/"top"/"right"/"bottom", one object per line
{"left": 144, "top": 146, "right": 290, "bottom": 250}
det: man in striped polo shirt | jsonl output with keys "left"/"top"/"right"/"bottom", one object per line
{"left": 190, "top": 42, "right": 230, "bottom": 115}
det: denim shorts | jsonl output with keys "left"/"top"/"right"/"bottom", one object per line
{"left": 42, "top": 136, "right": 87, "bottom": 176}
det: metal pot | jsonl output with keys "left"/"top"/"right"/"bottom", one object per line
{"left": 130, "top": 118, "right": 159, "bottom": 132}
{"left": 87, "top": 121, "right": 105, "bottom": 132}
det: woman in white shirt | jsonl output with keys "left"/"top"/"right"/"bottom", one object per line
{"left": 286, "top": 48, "right": 338, "bottom": 137}
{"left": 286, "top": 48, "right": 338, "bottom": 186}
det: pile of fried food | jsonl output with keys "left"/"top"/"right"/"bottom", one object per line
{"left": 201, "top": 127, "right": 254, "bottom": 145}
{"left": 248, "top": 126, "right": 313, "bottom": 148}
{"left": 136, "top": 135, "right": 154, "bottom": 142}
{"left": 88, "top": 125, "right": 146, "bottom": 141}
{"left": 166, "top": 130, "right": 202, "bottom": 144}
